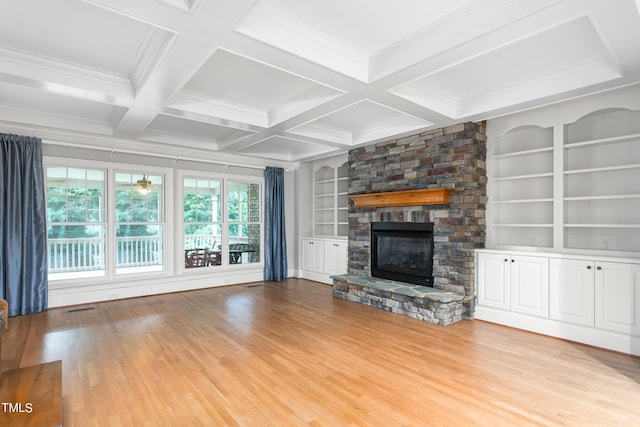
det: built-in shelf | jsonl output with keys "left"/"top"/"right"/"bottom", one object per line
{"left": 494, "top": 224, "right": 554, "bottom": 228}
{"left": 564, "top": 132, "right": 640, "bottom": 149}
{"left": 565, "top": 224, "right": 640, "bottom": 228}
{"left": 489, "top": 105, "right": 640, "bottom": 254}
{"left": 493, "top": 146, "right": 554, "bottom": 159}
{"left": 313, "top": 158, "right": 348, "bottom": 238}
{"left": 564, "top": 194, "right": 640, "bottom": 201}
{"left": 564, "top": 164, "right": 640, "bottom": 175}
{"left": 493, "top": 172, "right": 554, "bottom": 181}
{"left": 349, "top": 188, "right": 454, "bottom": 208}
{"left": 493, "top": 198, "right": 553, "bottom": 204}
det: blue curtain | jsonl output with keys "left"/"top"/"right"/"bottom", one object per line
{"left": 264, "top": 166, "right": 288, "bottom": 281}
{"left": 0, "top": 133, "right": 48, "bottom": 316}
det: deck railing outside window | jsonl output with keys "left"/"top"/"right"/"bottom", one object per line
{"left": 48, "top": 234, "right": 250, "bottom": 273}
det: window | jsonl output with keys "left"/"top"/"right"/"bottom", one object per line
{"left": 182, "top": 176, "right": 262, "bottom": 268}
{"left": 228, "top": 181, "right": 261, "bottom": 265}
{"left": 114, "top": 173, "right": 164, "bottom": 274}
{"left": 45, "top": 163, "right": 167, "bottom": 281}
{"left": 183, "top": 178, "right": 222, "bottom": 268}
{"left": 46, "top": 167, "right": 106, "bottom": 279}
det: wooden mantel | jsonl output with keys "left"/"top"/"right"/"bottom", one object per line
{"left": 349, "top": 188, "right": 454, "bottom": 208}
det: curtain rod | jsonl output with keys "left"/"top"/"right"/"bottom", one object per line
{"left": 43, "top": 139, "right": 291, "bottom": 171}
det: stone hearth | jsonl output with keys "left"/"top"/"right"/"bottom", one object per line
{"left": 340, "top": 122, "right": 487, "bottom": 322}
{"left": 332, "top": 275, "right": 465, "bottom": 325}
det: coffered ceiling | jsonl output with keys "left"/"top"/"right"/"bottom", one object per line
{"left": 1, "top": 0, "right": 640, "bottom": 166}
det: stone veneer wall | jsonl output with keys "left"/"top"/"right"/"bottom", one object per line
{"left": 348, "top": 122, "right": 487, "bottom": 318}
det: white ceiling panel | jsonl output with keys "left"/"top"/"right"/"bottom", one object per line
{"left": 144, "top": 114, "right": 255, "bottom": 145}
{"left": 0, "top": 0, "right": 152, "bottom": 76}
{"left": 177, "top": 49, "right": 343, "bottom": 126}
{"left": 0, "top": 83, "right": 115, "bottom": 121}
{"left": 247, "top": 0, "right": 474, "bottom": 56}
{"left": 236, "top": 136, "right": 334, "bottom": 162}
{"left": 1, "top": 0, "right": 640, "bottom": 165}
{"left": 389, "top": 14, "right": 624, "bottom": 118}
{"left": 289, "top": 100, "right": 432, "bottom": 146}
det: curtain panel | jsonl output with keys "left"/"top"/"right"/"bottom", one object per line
{"left": 263, "top": 167, "right": 287, "bottom": 281}
{"left": 0, "top": 133, "right": 48, "bottom": 316}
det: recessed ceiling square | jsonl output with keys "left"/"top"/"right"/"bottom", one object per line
{"left": 145, "top": 114, "right": 255, "bottom": 145}
{"left": 0, "top": 0, "right": 156, "bottom": 76}
{"left": 288, "top": 100, "right": 432, "bottom": 146}
{"left": 390, "top": 15, "right": 623, "bottom": 118}
{"left": 177, "top": 49, "right": 343, "bottom": 126}
{"left": 236, "top": 136, "right": 333, "bottom": 161}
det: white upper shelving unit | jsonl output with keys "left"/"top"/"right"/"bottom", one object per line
{"left": 313, "top": 155, "right": 348, "bottom": 238}
{"left": 487, "top": 88, "right": 640, "bottom": 256}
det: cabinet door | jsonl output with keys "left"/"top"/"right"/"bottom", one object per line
{"left": 301, "top": 239, "right": 324, "bottom": 273}
{"left": 510, "top": 256, "right": 549, "bottom": 318}
{"left": 595, "top": 262, "right": 640, "bottom": 336}
{"left": 549, "top": 259, "right": 595, "bottom": 327}
{"left": 324, "top": 241, "right": 348, "bottom": 275}
{"left": 477, "top": 253, "right": 510, "bottom": 310}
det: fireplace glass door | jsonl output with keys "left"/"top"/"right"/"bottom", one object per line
{"left": 371, "top": 222, "right": 434, "bottom": 286}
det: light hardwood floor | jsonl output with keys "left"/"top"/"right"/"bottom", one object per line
{"left": 3, "top": 278, "right": 640, "bottom": 426}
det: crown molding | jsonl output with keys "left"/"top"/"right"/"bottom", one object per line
{"left": 0, "top": 105, "right": 113, "bottom": 136}
{"left": 267, "top": 84, "right": 344, "bottom": 127}
{"left": 0, "top": 47, "right": 133, "bottom": 103}
{"left": 371, "top": 0, "right": 562, "bottom": 81}
{"left": 287, "top": 122, "right": 352, "bottom": 146}
{"left": 129, "top": 27, "right": 177, "bottom": 92}
{"left": 236, "top": 3, "right": 369, "bottom": 82}
{"left": 169, "top": 92, "right": 268, "bottom": 127}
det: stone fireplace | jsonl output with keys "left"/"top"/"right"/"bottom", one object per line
{"left": 332, "top": 122, "right": 487, "bottom": 323}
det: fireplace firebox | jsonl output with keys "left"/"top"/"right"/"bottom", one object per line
{"left": 371, "top": 222, "right": 434, "bottom": 286}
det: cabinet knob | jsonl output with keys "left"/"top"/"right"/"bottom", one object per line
{"left": 511, "top": 259, "right": 515, "bottom": 263}
{"left": 587, "top": 265, "right": 592, "bottom": 270}
{"left": 504, "top": 259, "right": 508, "bottom": 262}
{"left": 597, "top": 266, "right": 602, "bottom": 270}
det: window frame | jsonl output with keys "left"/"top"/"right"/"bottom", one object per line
{"left": 44, "top": 157, "right": 173, "bottom": 286}
{"left": 178, "top": 169, "right": 264, "bottom": 272}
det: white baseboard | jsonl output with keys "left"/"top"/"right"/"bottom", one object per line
{"left": 49, "top": 269, "right": 264, "bottom": 308}
{"left": 475, "top": 306, "right": 640, "bottom": 356}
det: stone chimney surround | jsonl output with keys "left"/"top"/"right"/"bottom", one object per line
{"left": 339, "top": 122, "right": 487, "bottom": 322}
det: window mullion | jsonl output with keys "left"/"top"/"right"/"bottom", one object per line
{"left": 106, "top": 168, "right": 116, "bottom": 280}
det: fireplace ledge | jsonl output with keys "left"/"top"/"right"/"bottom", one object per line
{"left": 349, "top": 188, "right": 454, "bottom": 208}
{"left": 331, "top": 275, "right": 466, "bottom": 326}
{"left": 330, "top": 275, "right": 464, "bottom": 303}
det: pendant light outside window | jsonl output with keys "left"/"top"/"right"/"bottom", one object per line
{"left": 137, "top": 175, "right": 152, "bottom": 195}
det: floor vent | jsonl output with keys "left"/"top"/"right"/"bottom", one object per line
{"left": 247, "top": 284, "right": 262, "bottom": 288}
{"left": 66, "top": 307, "right": 96, "bottom": 313}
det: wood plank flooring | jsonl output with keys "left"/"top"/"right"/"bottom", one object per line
{"left": 2, "top": 278, "right": 640, "bottom": 426}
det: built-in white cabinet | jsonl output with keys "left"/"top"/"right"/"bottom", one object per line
{"left": 550, "top": 258, "right": 640, "bottom": 334}
{"left": 594, "top": 261, "right": 640, "bottom": 336}
{"left": 477, "top": 252, "right": 548, "bottom": 318}
{"left": 549, "top": 258, "right": 595, "bottom": 327}
{"left": 476, "top": 249, "right": 640, "bottom": 355}
{"left": 299, "top": 237, "right": 347, "bottom": 284}
{"left": 301, "top": 238, "right": 324, "bottom": 273}
{"left": 313, "top": 156, "right": 349, "bottom": 237}
{"left": 324, "top": 240, "right": 348, "bottom": 276}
